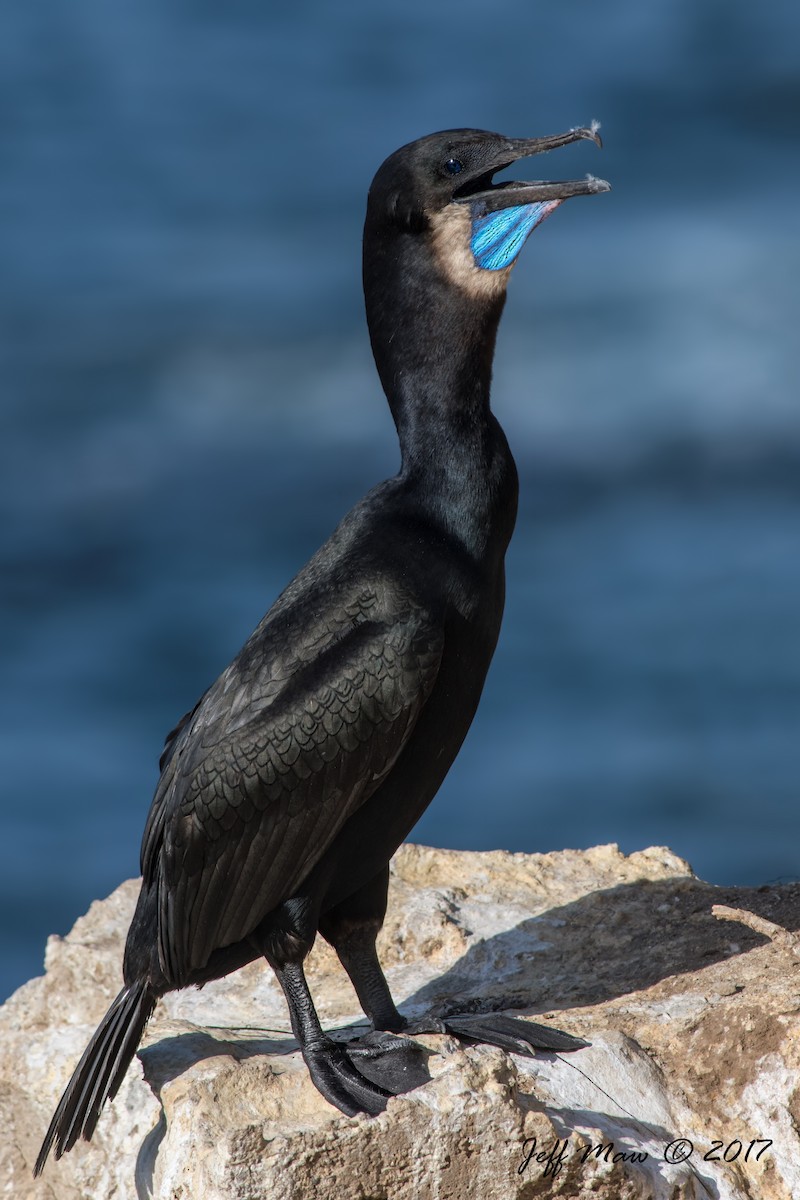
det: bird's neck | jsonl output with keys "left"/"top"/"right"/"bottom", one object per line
{"left": 363, "top": 224, "right": 518, "bottom": 560}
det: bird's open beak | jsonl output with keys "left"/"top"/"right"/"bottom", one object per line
{"left": 454, "top": 126, "right": 610, "bottom": 213}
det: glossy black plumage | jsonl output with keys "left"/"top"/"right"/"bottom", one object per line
{"left": 146, "top": 580, "right": 443, "bottom": 985}
{"left": 35, "top": 125, "right": 608, "bottom": 1175}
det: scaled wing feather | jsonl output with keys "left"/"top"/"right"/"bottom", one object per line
{"left": 141, "top": 601, "right": 442, "bottom": 986}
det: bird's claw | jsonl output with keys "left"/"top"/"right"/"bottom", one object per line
{"left": 304, "top": 1031, "right": 433, "bottom": 1115}
{"left": 303, "top": 1037, "right": 392, "bottom": 1116}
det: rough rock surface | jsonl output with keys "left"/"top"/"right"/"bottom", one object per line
{"left": 3, "top": 842, "right": 799, "bottom": 1200}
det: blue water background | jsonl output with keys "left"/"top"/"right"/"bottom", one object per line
{"left": 1, "top": 1, "right": 799, "bottom": 1002}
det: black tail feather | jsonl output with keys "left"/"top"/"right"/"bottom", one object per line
{"left": 34, "top": 981, "right": 156, "bottom": 1177}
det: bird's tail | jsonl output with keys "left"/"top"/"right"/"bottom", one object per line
{"left": 34, "top": 980, "right": 156, "bottom": 1176}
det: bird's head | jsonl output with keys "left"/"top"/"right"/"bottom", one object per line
{"left": 366, "top": 125, "right": 609, "bottom": 299}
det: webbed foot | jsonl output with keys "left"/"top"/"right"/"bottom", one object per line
{"left": 402, "top": 1011, "right": 588, "bottom": 1056}
{"left": 305, "top": 1017, "right": 585, "bottom": 1116}
{"left": 343, "top": 1029, "right": 433, "bottom": 1094}
{"left": 302, "top": 1035, "right": 394, "bottom": 1116}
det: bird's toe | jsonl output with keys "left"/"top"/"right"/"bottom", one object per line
{"left": 441, "top": 1011, "right": 589, "bottom": 1056}
{"left": 396, "top": 1011, "right": 588, "bottom": 1056}
{"left": 303, "top": 1038, "right": 393, "bottom": 1116}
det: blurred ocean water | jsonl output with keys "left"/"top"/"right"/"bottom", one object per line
{"left": 1, "top": 0, "right": 799, "bottom": 1001}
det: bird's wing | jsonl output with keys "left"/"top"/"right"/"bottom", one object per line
{"left": 141, "top": 598, "right": 443, "bottom": 986}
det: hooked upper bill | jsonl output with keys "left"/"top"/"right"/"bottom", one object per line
{"left": 454, "top": 125, "right": 610, "bottom": 272}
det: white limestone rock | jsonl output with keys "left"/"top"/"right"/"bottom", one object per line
{"left": 3, "top": 842, "right": 799, "bottom": 1199}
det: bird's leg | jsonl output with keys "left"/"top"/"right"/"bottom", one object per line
{"left": 321, "top": 871, "right": 589, "bottom": 1062}
{"left": 317, "top": 872, "right": 434, "bottom": 1096}
{"left": 268, "top": 956, "right": 394, "bottom": 1116}
{"left": 327, "top": 924, "right": 405, "bottom": 1032}
{"left": 256, "top": 894, "right": 394, "bottom": 1117}
{"left": 324, "top": 909, "right": 588, "bottom": 1057}
{"left": 319, "top": 868, "right": 404, "bottom": 1032}
{"left": 321, "top": 873, "right": 407, "bottom": 1032}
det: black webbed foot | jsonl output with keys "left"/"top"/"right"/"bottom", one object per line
{"left": 307, "top": 1016, "right": 585, "bottom": 1116}
{"left": 402, "top": 1011, "right": 589, "bottom": 1056}
{"left": 343, "top": 1030, "right": 433, "bottom": 1095}
{"left": 302, "top": 1036, "right": 394, "bottom": 1116}
{"left": 303, "top": 1031, "right": 433, "bottom": 1115}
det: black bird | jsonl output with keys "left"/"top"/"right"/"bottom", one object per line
{"left": 35, "top": 125, "right": 608, "bottom": 1174}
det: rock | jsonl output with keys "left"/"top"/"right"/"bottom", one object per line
{"left": 2, "top": 842, "right": 799, "bottom": 1199}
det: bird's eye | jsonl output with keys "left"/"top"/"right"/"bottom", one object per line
{"left": 444, "top": 158, "right": 463, "bottom": 176}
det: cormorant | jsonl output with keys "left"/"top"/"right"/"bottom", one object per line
{"left": 35, "top": 125, "right": 609, "bottom": 1174}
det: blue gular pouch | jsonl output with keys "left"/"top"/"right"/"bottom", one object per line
{"left": 470, "top": 200, "right": 560, "bottom": 271}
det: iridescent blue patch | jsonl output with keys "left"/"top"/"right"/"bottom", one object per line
{"left": 470, "top": 201, "right": 558, "bottom": 271}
